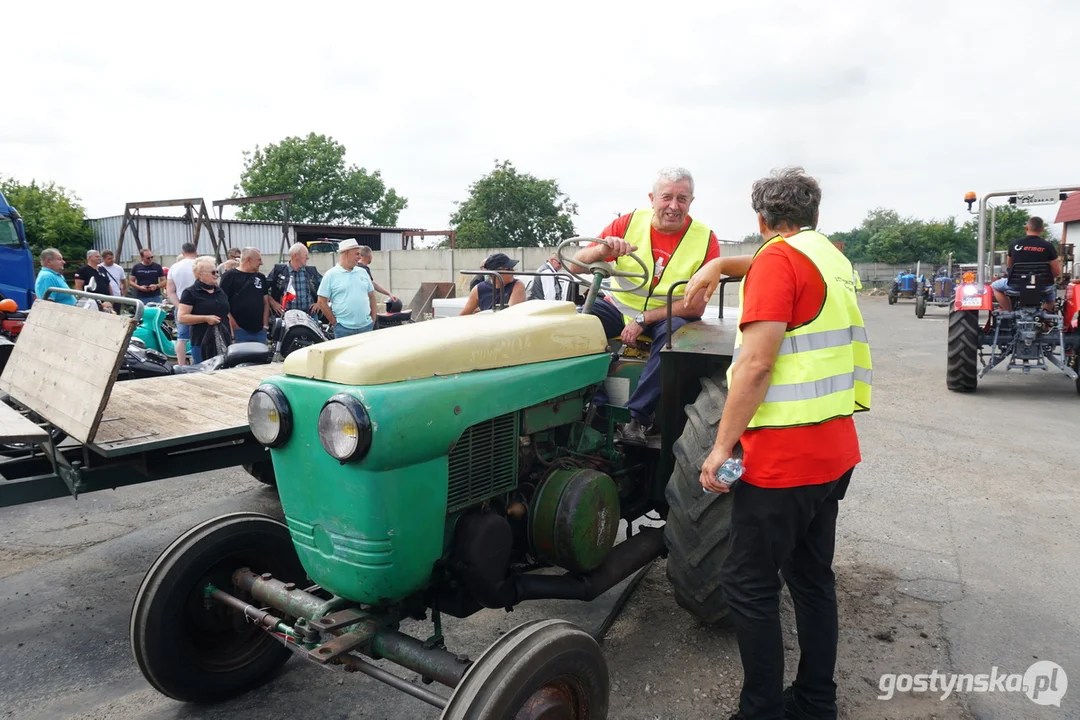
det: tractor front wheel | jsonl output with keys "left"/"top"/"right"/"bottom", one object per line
{"left": 663, "top": 371, "right": 734, "bottom": 626}
{"left": 888, "top": 288, "right": 897, "bottom": 305}
{"left": 440, "top": 619, "right": 608, "bottom": 720}
{"left": 947, "top": 310, "right": 979, "bottom": 392}
{"left": 130, "top": 512, "right": 306, "bottom": 703}
{"left": 915, "top": 294, "right": 927, "bottom": 318}
{"left": 243, "top": 460, "right": 277, "bottom": 487}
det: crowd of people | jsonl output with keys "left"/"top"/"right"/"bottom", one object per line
{"left": 32, "top": 239, "right": 396, "bottom": 364}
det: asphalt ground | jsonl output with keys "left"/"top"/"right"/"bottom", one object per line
{"left": 0, "top": 295, "right": 1077, "bottom": 719}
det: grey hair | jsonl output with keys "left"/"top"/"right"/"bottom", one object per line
{"left": 358, "top": 245, "right": 373, "bottom": 258}
{"left": 86, "top": 249, "right": 101, "bottom": 259}
{"left": 288, "top": 242, "right": 308, "bottom": 257}
{"left": 653, "top": 167, "right": 695, "bottom": 196}
{"left": 40, "top": 248, "right": 61, "bottom": 264}
{"left": 750, "top": 167, "right": 821, "bottom": 230}
{"left": 240, "top": 246, "right": 261, "bottom": 262}
{"left": 192, "top": 256, "right": 218, "bottom": 277}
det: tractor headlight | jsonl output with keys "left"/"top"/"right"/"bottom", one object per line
{"left": 318, "top": 394, "right": 372, "bottom": 463}
{"left": 962, "top": 284, "right": 978, "bottom": 297}
{"left": 248, "top": 385, "right": 292, "bottom": 448}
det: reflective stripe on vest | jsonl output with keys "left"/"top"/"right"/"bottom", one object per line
{"left": 607, "top": 209, "right": 711, "bottom": 320}
{"left": 729, "top": 230, "right": 872, "bottom": 429}
{"left": 731, "top": 325, "right": 869, "bottom": 362}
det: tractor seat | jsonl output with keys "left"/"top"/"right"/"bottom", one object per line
{"left": 1003, "top": 262, "right": 1054, "bottom": 295}
{"left": 284, "top": 300, "right": 608, "bottom": 386}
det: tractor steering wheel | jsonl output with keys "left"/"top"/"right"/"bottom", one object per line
{"left": 555, "top": 237, "right": 650, "bottom": 294}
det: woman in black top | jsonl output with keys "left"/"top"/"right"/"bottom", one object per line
{"left": 178, "top": 256, "right": 232, "bottom": 363}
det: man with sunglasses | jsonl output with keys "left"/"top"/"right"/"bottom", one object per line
{"left": 129, "top": 248, "right": 166, "bottom": 304}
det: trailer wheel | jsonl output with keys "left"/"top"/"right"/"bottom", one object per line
{"left": 947, "top": 309, "right": 979, "bottom": 392}
{"left": 440, "top": 619, "right": 608, "bottom": 720}
{"left": 663, "top": 371, "right": 734, "bottom": 626}
{"left": 915, "top": 294, "right": 927, "bottom": 318}
{"left": 130, "top": 512, "right": 306, "bottom": 703}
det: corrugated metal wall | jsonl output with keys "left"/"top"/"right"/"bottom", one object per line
{"left": 88, "top": 216, "right": 294, "bottom": 261}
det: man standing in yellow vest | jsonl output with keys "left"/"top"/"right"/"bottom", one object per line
{"left": 571, "top": 167, "right": 723, "bottom": 443}
{"left": 686, "top": 167, "right": 871, "bottom": 720}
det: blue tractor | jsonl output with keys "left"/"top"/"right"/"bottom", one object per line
{"left": 888, "top": 263, "right": 924, "bottom": 305}
{"left": 916, "top": 256, "right": 956, "bottom": 318}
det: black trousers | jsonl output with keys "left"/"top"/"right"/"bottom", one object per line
{"left": 719, "top": 468, "right": 853, "bottom": 720}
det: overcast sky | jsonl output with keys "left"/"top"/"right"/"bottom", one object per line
{"left": 4, "top": 0, "right": 1080, "bottom": 242}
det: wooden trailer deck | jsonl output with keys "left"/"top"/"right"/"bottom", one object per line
{"left": 0, "top": 295, "right": 287, "bottom": 507}
{"left": 89, "top": 364, "right": 285, "bottom": 456}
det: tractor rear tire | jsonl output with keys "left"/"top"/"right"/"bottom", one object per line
{"left": 663, "top": 371, "right": 733, "bottom": 626}
{"left": 915, "top": 294, "right": 927, "bottom": 318}
{"left": 947, "top": 309, "right": 979, "bottom": 392}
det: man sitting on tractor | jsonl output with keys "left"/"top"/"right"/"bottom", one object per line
{"left": 570, "top": 166, "right": 724, "bottom": 443}
{"left": 991, "top": 216, "right": 1061, "bottom": 313}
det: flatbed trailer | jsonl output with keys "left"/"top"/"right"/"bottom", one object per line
{"left": 0, "top": 290, "right": 280, "bottom": 508}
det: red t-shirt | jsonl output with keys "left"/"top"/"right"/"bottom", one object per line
{"left": 737, "top": 241, "right": 861, "bottom": 488}
{"left": 596, "top": 213, "right": 721, "bottom": 288}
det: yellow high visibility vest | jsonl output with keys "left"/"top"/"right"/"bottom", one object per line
{"left": 607, "top": 209, "right": 711, "bottom": 321}
{"left": 729, "top": 230, "right": 872, "bottom": 429}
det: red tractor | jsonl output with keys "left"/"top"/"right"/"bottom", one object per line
{"left": 948, "top": 187, "right": 1080, "bottom": 394}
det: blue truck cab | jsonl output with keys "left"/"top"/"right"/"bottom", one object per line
{"left": 0, "top": 191, "right": 35, "bottom": 310}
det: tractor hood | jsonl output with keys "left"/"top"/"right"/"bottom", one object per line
{"left": 283, "top": 300, "right": 607, "bottom": 386}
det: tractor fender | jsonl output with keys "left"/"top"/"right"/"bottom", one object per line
{"left": 659, "top": 317, "right": 738, "bottom": 358}
{"left": 1065, "top": 283, "right": 1080, "bottom": 331}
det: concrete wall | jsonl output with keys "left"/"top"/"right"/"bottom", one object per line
{"left": 306, "top": 247, "right": 561, "bottom": 305}
{"left": 139, "top": 248, "right": 925, "bottom": 306}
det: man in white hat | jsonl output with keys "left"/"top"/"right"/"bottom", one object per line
{"left": 316, "top": 239, "right": 378, "bottom": 337}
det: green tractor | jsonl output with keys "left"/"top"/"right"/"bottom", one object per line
{"left": 129, "top": 240, "right": 740, "bottom": 719}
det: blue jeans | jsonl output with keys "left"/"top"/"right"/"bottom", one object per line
{"left": 233, "top": 328, "right": 267, "bottom": 344}
{"left": 586, "top": 298, "right": 696, "bottom": 425}
{"left": 334, "top": 323, "right": 373, "bottom": 338}
{"left": 138, "top": 293, "right": 162, "bottom": 305}
{"left": 191, "top": 345, "right": 203, "bottom": 364}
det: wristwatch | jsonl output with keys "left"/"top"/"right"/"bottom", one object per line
{"left": 633, "top": 312, "right": 646, "bottom": 327}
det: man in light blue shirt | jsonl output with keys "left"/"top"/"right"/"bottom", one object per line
{"left": 34, "top": 248, "right": 77, "bottom": 305}
{"left": 316, "top": 239, "right": 377, "bottom": 338}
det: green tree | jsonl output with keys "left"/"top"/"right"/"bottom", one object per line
{"left": 235, "top": 133, "right": 407, "bottom": 225}
{"left": 960, "top": 205, "right": 1039, "bottom": 257}
{"left": 741, "top": 232, "right": 763, "bottom": 244}
{"left": 0, "top": 177, "right": 95, "bottom": 262}
{"left": 450, "top": 160, "right": 577, "bottom": 248}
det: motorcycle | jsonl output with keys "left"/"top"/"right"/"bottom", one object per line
{"left": 268, "top": 309, "right": 334, "bottom": 358}
{"left": 120, "top": 339, "right": 275, "bottom": 380}
{"left": 132, "top": 302, "right": 189, "bottom": 359}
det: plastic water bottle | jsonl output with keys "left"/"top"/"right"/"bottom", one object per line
{"left": 705, "top": 457, "right": 744, "bottom": 493}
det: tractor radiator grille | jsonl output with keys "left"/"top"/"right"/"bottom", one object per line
{"left": 446, "top": 413, "right": 519, "bottom": 513}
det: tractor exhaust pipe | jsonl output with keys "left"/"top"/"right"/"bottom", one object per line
{"left": 514, "top": 526, "right": 666, "bottom": 602}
